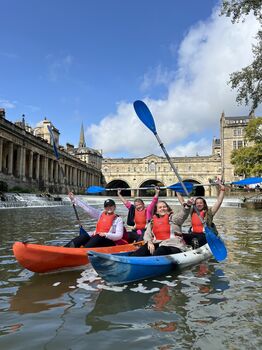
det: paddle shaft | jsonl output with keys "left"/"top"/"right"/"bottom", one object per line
{"left": 154, "top": 133, "right": 205, "bottom": 224}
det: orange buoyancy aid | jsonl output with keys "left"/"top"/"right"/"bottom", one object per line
{"left": 134, "top": 208, "right": 147, "bottom": 230}
{"left": 95, "top": 212, "right": 117, "bottom": 233}
{"left": 152, "top": 214, "right": 171, "bottom": 240}
{"left": 191, "top": 211, "right": 205, "bottom": 233}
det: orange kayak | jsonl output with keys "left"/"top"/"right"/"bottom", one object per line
{"left": 13, "top": 241, "right": 141, "bottom": 273}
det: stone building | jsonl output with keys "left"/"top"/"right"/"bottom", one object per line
{"left": 220, "top": 111, "right": 254, "bottom": 181}
{"left": 101, "top": 112, "right": 260, "bottom": 197}
{"left": 0, "top": 110, "right": 101, "bottom": 193}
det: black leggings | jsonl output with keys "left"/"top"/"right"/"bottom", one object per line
{"left": 64, "top": 234, "right": 115, "bottom": 248}
{"left": 131, "top": 243, "right": 181, "bottom": 256}
{"left": 182, "top": 233, "right": 207, "bottom": 247}
{"left": 127, "top": 229, "right": 145, "bottom": 243}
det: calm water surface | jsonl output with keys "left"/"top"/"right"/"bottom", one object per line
{"left": 0, "top": 198, "right": 261, "bottom": 350}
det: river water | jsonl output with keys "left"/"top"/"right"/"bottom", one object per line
{"left": 0, "top": 197, "right": 261, "bottom": 350}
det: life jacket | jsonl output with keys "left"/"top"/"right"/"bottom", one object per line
{"left": 191, "top": 211, "right": 205, "bottom": 233}
{"left": 151, "top": 214, "right": 171, "bottom": 240}
{"left": 95, "top": 212, "right": 117, "bottom": 233}
{"left": 127, "top": 204, "right": 147, "bottom": 229}
{"left": 134, "top": 208, "right": 147, "bottom": 230}
{"left": 191, "top": 208, "right": 218, "bottom": 235}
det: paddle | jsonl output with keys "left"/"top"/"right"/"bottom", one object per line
{"left": 86, "top": 182, "right": 195, "bottom": 194}
{"left": 86, "top": 177, "right": 261, "bottom": 195}
{"left": 47, "top": 125, "right": 88, "bottom": 236}
{"left": 133, "top": 100, "right": 227, "bottom": 262}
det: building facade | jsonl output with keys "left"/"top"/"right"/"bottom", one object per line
{"left": 101, "top": 112, "right": 259, "bottom": 197}
{"left": 0, "top": 110, "right": 101, "bottom": 193}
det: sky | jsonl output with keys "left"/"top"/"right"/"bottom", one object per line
{"left": 1, "top": 0, "right": 261, "bottom": 158}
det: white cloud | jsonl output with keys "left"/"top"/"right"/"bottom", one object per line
{"left": 0, "top": 99, "right": 16, "bottom": 109}
{"left": 46, "top": 54, "right": 73, "bottom": 81}
{"left": 140, "top": 64, "right": 175, "bottom": 92}
{"left": 88, "top": 8, "right": 261, "bottom": 157}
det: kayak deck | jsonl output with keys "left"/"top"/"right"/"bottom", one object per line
{"left": 13, "top": 241, "right": 140, "bottom": 273}
{"left": 88, "top": 244, "right": 212, "bottom": 284}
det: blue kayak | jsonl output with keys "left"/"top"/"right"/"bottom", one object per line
{"left": 88, "top": 243, "right": 212, "bottom": 285}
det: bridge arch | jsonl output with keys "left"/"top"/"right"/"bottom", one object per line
{"left": 138, "top": 179, "right": 166, "bottom": 197}
{"left": 106, "top": 179, "right": 131, "bottom": 196}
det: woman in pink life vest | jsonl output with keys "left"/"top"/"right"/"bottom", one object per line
{"left": 131, "top": 198, "right": 194, "bottom": 256}
{"left": 117, "top": 187, "right": 160, "bottom": 242}
{"left": 64, "top": 193, "right": 124, "bottom": 248}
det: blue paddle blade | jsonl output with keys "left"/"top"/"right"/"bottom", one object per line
{"left": 80, "top": 226, "right": 89, "bottom": 236}
{"left": 133, "top": 100, "right": 157, "bottom": 134}
{"left": 47, "top": 125, "right": 60, "bottom": 160}
{"left": 204, "top": 226, "right": 227, "bottom": 262}
{"left": 86, "top": 186, "right": 106, "bottom": 194}
{"left": 168, "top": 182, "right": 194, "bottom": 194}
{"left": 232, "top": 177, "right": 262, "bottom": 186}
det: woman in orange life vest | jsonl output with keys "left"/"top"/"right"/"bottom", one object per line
{"left": 64, "top": 193, "right": 124, "bottom": 248}
{"left": 131, "top": 198, "right": 194, "bottom": 256}
{"left": 117, "top": 187, "right": 160, "bottom": 242}
{"left": 178, "top": 181, "right": 226, "bottom": 248}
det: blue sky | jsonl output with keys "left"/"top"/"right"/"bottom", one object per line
{"left": 1, "top": 0, "right": 260, "bottom": 157}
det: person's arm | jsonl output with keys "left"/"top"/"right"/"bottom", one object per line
{"left": 143, "top": 223, "right": 155, "bottom": 255}
{"left": 176, "top": 191, "right": 185, "bottom": 206}
{"left": 117, "top": 189, "right": 132, "bottom": 209}
{"left": 146, "top": 187, "right": 160, "bottom": 221}
{"left": 211, "top": 182, "right": 226, "bottom": 216}
{"left": 172, "top": 198, "right": 193, "bottom": 226}
{"left": 105, "top": 217, "right": 124, "bottom": 241}
{"left": 68, "top": 192, "right": 101, "bottom": 220}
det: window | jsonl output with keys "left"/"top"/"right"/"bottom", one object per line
{"left": 237, "top": 140, "right": 243, "bottom": 148}
{"left": 233, "top": 141, "right": 237, "bottom": 149}
{"left": 149, "top": 162, "right": 156, "bottom": 172}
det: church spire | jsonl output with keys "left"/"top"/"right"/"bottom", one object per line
{"left": 78, "top": 122, "right": 86, "bottom": 148}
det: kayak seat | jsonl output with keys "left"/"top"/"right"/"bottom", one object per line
{"left": 115, "top": 239, "right": 129, "bottom": 245}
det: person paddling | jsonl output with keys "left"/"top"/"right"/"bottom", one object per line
{"left": 117, "top": 187, "right": 160, "bottom": 242}
{"left": 64, "top": 193, "right": 123, "bottom": 248}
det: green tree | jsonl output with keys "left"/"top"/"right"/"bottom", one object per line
{"left": 231, "top": 117, "right": 262, "bottom": 176}
{"left": 220, "top": 0, "right": 262, "bottom": 110}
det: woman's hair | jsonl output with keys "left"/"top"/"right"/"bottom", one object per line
{"left": 153, "top": 201, "right": 173, "bottom": 215}
{"left": 194, "top": 197, "right": 208, "bottom": 212}
{"left": 134, "top": 198, "right": 145, "bottom": 206}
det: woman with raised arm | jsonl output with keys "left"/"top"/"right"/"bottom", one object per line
{"left": 64, "top": 193, "right": 123, "bottom": 248}
{"left": 117, "top": 187, "right": 160, "bottom": 242}
{"left": 131, "top": 197, "right": 194, "bottom": 256}
{"left": 178, "top": 181, "right": 226, "bottom": 248}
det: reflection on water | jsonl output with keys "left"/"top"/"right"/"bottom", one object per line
{"left": 0, "top": 203, "right": 261, "bottom": 349}
{"left": 9, "top": 271, "right": 81, "bottom": 314}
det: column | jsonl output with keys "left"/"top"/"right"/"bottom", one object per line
{"left": 0, "top": 138, "right": 3, "bottom": 172}
{"left": 7, "top": 142, "right": 13, "bottom": 175}
{"left": 54, "top": 161, "right": 58, "bottom": 183}
{"left": 28, "top": 151, "right": 33, "bottom": 179}
{"left": 50, "top": 159, "right": 53, "bottom": 183}
{"left": 35, "top": 154, "right": 40, "bottom": 180}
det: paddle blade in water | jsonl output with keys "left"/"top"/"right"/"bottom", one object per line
{"left": 133, "top": 100, "right": 157, "bottom": 134}
{"left": 80, "top": 226, "right": 89, "bottom": 236}
{"left": 204, "top": 226, "right": 227, "bottom": 262}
